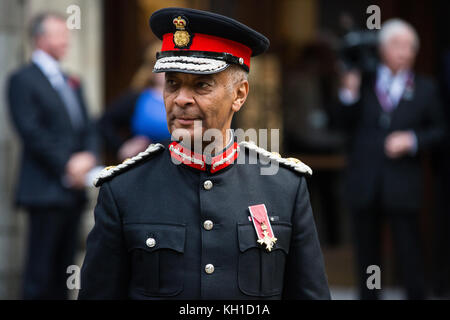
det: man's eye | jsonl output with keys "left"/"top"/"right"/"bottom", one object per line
{"left": 197, "top": 82, "right": 210, "bottom": 89}
{"left": 166, "top": 79, "right": 177, "bottom": 86}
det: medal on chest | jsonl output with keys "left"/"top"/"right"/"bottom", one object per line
{"left": 248, "top": 204, "right": 277, "bottom": 252}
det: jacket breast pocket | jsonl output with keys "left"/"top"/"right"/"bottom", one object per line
{"left": 124, "top": 223, "right": 186, "bottom": 297}
{"left": 237, "top": 222, "right": 292, "bottom": 297}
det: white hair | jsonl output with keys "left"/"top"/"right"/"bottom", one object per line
{"left": 228, "top": 64, "right": 249, "bottom": 83}
{"left": 379, "top": 18, "right": 420, "bottom": 52}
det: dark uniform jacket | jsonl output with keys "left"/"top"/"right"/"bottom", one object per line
{"left": 7, "top": 63, "right": 98, "bottom": 208}
{"left": 337, "top": 73, "right": 446, "bottom": 211}
{"left": 79, "top": 140, "right": 330, "bottom": 300}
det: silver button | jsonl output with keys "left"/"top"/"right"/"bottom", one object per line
{"left": 203, "top": 180, "right": 213, "bottom": 190}
{"left": 203, "top": 220, "right": 214, "bottom": 231}
{"left": 146, "top": 237, "right": 156, "bottom": 248}
{"left": 205, "top": 264, "right": 215, "bottom": 274}
{"left": 239, "top": 57, "right": 244, "bottom": 65}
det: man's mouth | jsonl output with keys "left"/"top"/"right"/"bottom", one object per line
{"left": 175, "top": 117, "right": 201, "bottom": 126}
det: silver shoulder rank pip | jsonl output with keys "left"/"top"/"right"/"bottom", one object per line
{"left": 93, "top": 143, "right": 165, "bottom": 187}
{"left": 239, "top": 141, "right": 313, "bottom": 176}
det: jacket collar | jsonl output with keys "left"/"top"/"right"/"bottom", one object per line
{"left": 168, "top": 133, "right": 240, "bottom": 173}
{"left": 31, "top": 49, "right": 65, "bottom": 88}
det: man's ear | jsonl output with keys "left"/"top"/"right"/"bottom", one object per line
{"left": 231, "top": 80, "right": 249, "bottom": 112}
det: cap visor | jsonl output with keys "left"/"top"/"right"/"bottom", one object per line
{"left": 153, "top": 56, "right": 230, "bottom": 74}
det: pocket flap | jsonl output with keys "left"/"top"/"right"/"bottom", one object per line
{"left": 124, "top": 223, "right": 186, "bottom": 253}
{"left": 237, "top": 222, "right": 292, "bottom": 254}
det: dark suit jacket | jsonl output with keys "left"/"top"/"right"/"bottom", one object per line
{"left": 337, "top": 73, "right": 446, "bottom": 211}
{"left": 79, "top": 146, "right": 331, "bottom": 300}
{"left": 7, "top": 63, "right": 98, "bottom": 208}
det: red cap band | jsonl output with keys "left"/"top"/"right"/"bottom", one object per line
{"left": 161, "top": 33, "right": 252, "bottom": 69}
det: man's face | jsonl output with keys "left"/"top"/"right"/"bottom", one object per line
{"left": 163, "top": 70, "right": 238, "bottom": 145}
{"left": 380, "top": 30, "right": 417, "bottom": 73}
{"left": 36, "top": 17, "right": 70, "bottom": 61}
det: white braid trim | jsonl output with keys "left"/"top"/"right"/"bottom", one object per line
{"left": 93, "top": 143, "right": 164, "bottom": 187}
{"left": 239, "top": 141, "right": 313, "bottom": 176}
{"left": 169, "top": 144, "right": 205, "bottom": 167}
{"left": 212, "top": 146, "right": 240, "bottom": 170}
{"left": 154, "top": 56, "right": 227, "bottom": 72}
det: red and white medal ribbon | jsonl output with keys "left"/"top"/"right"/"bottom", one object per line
{"left": 248, "top": 204, "right": 277, "bottom": 252}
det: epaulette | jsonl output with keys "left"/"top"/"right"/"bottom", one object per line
{"left": 239, "top": 141, "right": 313, "bottom": 176}
{"left": 93, "top": 143, "right": 165, "bottom": 187}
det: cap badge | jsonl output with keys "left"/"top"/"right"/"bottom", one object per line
{"left": 173, "top": 16, "right": 191, "bottom": 48}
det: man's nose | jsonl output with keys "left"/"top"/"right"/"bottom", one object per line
{"left": 174, "top": 87, "right": 195, "bottom": 107}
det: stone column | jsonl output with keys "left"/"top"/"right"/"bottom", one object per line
{"left": 0, "top": 0, "right": 28, "bottom": 300}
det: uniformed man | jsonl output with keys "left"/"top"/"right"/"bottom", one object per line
{"left": 79, "top": 7, "right": 330, "bottom": 300}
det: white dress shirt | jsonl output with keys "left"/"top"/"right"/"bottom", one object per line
{"left": 376, "top": 64, "right": 411, "bottom": 109}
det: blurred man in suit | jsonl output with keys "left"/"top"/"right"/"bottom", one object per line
{"left": 338, "top": 19, "right": 446, "bottom": 299}
{"left": 7, "top": 12, "right": 98, "bottom": 299}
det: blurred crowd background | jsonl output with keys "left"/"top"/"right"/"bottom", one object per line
{"left": 1, "top": 0, "right": 450, "bottom": 300}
